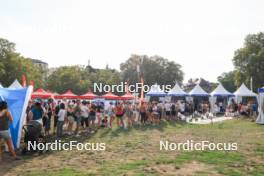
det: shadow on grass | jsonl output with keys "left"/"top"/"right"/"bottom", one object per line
{"left": 0, "top": 128, "right": 99, "bottom": 175}
{"left": 105, "top": 120, "right": 188, "bottom": 138}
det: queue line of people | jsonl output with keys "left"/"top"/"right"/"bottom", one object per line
{"left": 26, "top": 99, "right": 198, "bottom": 138}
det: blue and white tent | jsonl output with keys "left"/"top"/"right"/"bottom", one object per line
{"left": 146, "top": 84, "right": 166, "bottom": 97}
{"left": 233, "top": 83, "right": 257, "bottom": 97}
{"left": 189, "top": 84, "right": 209, "bottom": 96}
{"left": 256, "top": 87, "right": 264, "bottom": 124}
{"left": 210, "top": 83, "right": 233, "bottom": 97}
{"left": 9, "top": 79, "right": 23, "bottom": 89}
{"left": 0, "top": 86, "right": 33, "bottom": 148}
{"left": 167, "top": 83, "right": 188, "bottom": 96}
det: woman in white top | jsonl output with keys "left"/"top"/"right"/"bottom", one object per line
{"left": 57, "top": 103, "right": 66, "bottom": 138}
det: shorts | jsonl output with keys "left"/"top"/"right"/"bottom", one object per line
{"left": 108, "top": 112, "right": 114, "bottom": 117}
{"left": 126, "top": 111, "right": 133, "bottom": 118}
{"left": 0, "top": 130, "right": 11, "bottom": 139}
{"left": 75, "top": 116, "right": 82, "bottom": 124}
{"left": 89, "top": 115, "right": 96, "bottom": 121}
{"left": 116, "top": 114, "right": 123, "bottom": 119}
{"left": 68, "top": 116, "right": 75, "bottom": 123}
{"left": 166, "top": 111, "right": 171, "bottom": 116}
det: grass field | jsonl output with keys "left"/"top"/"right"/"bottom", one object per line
{"left": 1, "top": 118, "right": 264, "bottom": 176}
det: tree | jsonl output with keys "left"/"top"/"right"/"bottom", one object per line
{"left": 0, "top": 38, "right": 44, "bottom": 87}
{"left": 233, "top": 32, "right": 264, "bottom": 91}
{"left": 120, "top": 54, "right": 184, "bottom": 88}
{"left": 46, "top": 65, "right": 121, "bottom": 94}
{"left": 217, "top": 71, "right": 237, "bottom": 92}
{"left": 46, "top": 66, "right": 90, "bottom": 94}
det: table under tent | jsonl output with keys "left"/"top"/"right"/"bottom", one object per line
{"left": 146, "top": 84, "right": 166, "bottom": 102}
{"left": 188, "top": 84, "right": 210, "bottom": 114}
{"left": 256, "top": 87, "right": 264, "bottom": 124}
{"left": 167, "top": 83, "right": 188, "bottom": 102}
{"left": 210, "top": 83, "right": 234, "bottom": 115}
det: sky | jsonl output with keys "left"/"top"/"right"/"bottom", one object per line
{"left": 1, "top": 0, "right": 264, "bottom": 82}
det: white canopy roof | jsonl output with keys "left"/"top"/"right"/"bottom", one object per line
{"left": 234, "top": 83, "right": 257, "bottom": 97}
{"left": 210, "top": 83, "right": 233, "bottom": 96}
{"left": 146, "top": 84, "right": 166, "bottom": 97}
{"left": 9, "top": 79, "right": 23, "bottom": 89}
{"left": 167, "top": 83, "right": 187, "bottom": 96}
{"left": 189, "top": 84, "right": 209, "bottom": 96}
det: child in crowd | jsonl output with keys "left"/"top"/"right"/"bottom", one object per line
{"left": 101, "top": 116, "right": 108, "bottom": 128}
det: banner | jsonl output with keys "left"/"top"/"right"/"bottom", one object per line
{"left": 0, "top": 86, "right": 33, "bottom": 148}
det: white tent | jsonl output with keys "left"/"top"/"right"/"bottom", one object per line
{"left": 256, "top": 87, "right": 264, "bottom": 124}
{"left": 167, "top": 83, "right": 188, "bottom": 96}
{"left": 146, "top": 84, "right": 166, "bottom": 97}
{"left": 189, "top": 84, "right": 209, "bottom": 96}
{"left": 233, "top": 83, "right": 257, "bottom": 97}
{"left": 211, "top": 83, "right": 233, "bottom": 96}
{"left": 9, "top": 79, "right": 23, "bottom": 89}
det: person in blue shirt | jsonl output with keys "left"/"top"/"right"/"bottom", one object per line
{"left": 29, "top": 101, "right": 44, "bottom": 124}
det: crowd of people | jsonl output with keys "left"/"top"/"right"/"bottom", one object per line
{"left": 25, "top": 99, "right": 199, "bottom": 138}
{"left": 24, "top": 98, "right": 259, "bottom": 138}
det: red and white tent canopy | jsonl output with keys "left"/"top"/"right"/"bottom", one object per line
{"left": 101, "top": 92, "right": 120, "bottom": 100}
{"left": 79, "top": 91, "right": 97, "bottom": 99}
{"left": 55, "top": 90, "right": 78, "bottom": 99}
{"left": 32, "top": 88, "right": 53, "bottom": 99}
{"left": 120, "top": 92, "right": 135, "bottom": 100}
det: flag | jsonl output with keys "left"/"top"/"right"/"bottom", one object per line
{"left": 250, "top": 77, "right": 253, "bottom": 91}
{"left": 29, "top": 80, "right": 34, "bottom": 88}
{"left": 140, "top": 77, "right": 144, "bottom": 101}
{"left": 136, "top": 65, "right": 140, "bottom": 73}
{"left": 0, "top": 86, "right": 33, "bottom": 148}
{"left": 22, "top": 75, "right": 27, "bottom": 87}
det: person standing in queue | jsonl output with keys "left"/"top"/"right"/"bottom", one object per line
{"left": 0, "top": 101, "right": 20, "bottom": 161}
{"left": 115, "top": 102, "right": 124, "bottom": 128}
{"left": 140, "top": 102, "right": 147, "bottom": 126}
{"left": 74, "top": 100, "right": 82, "bottom": 137}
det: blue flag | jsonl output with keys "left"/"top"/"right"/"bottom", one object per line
{"left": 0, "top": 86, "right": 33, "bottom": 148}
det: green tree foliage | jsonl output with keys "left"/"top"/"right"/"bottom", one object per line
{"left": 46, "top": 66, "right": 121, "bottom": 94}
{"left": 233, "top": 32, "right": 264, "bottom": 90}
{"left": 217, "top": 71, "right": 237, "bottom": 92}
{"left": 46, "top": 66, "right": 90, "bottom": 94}
{"left": 120, "top": 54, "right": 184, "bottom": 87}
{"left": 0, "top": 38, "right": 44, "bottom": 87}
